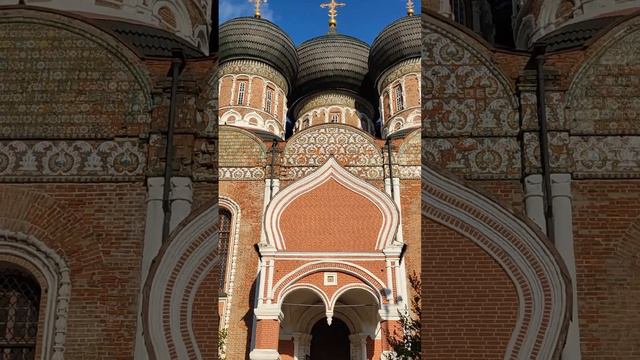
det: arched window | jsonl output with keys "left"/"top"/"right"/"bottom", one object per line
{"left": 218, "top": 209, "right": 232, "bottom": 295}
{"left": 394, "top": 85, "right": 404, "bottom": 112}
{"left": 265, "top": 87, "right": 274, "bottom": 114}
{"left": 237, "top": 81, "right": 247, "bottom": 105}
{"left": 0, "top": 266, "right": 40, "bottom": 359}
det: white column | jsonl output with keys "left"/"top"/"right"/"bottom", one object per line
{"left": 134, "top": 177, "right": 164, "bottom": 360}
{"left": 524, "top": 174, "right": 547, "bottom": 232}
{"left": 170, "top": 177, "right": 193, "bottom": 230}
{"left": 551, "top": 174, "right": 581, "bottom": 359}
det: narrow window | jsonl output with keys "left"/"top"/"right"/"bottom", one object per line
{"left": 394, "top": 85, "right": 404, "bottom": 112}
{"left": 330, "top": 113, "right": 340, "bottom": 123}
{"left": 265, "top": 87, "right": 274, "bottom": 113}
{"left": 0, "top": 266, "right": 41, "bottom": 359}
{"left": 237, "top": 81, "right": 247, "bottom": 105}
{"left": 218, "top": 209, "right": 232, "bottom": 295}
{"left": 303, "top": 118, "right": 310, "bottom": 128}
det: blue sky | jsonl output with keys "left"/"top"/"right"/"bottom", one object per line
{"left": 219, "top": 0, "right": 421, "bottom": 45}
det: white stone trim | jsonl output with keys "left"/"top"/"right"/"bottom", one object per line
{"left": 423, "top": 165, "right": 570, "bottom": 359}
{"left": 219, "top": 196, "right": 242, "bottom": 330}
{"left": 271, "top": 260, "right": 387, "bottom": 305}
{"left": 0, "top": 230, "right": 70, "bottom": 360}
{"left": 144, "top": 205, "right": 218, "bottom": 360}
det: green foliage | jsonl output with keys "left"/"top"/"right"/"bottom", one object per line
{"left": 218, "top": 328, "right": 228, "bottom": 360}
{"left": 385, "top": 272, "right": 421, "bottom": 360}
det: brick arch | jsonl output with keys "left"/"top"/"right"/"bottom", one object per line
{"left": 272, "top": 261, "right": 387, "bottom": 307}
{"left": 565, "top": 13, "right": 640, "bottom": 135}
{"left": 422, "top": 165, "right": 571, "bottom": 359}
{"left": 142, "top": 200, "right": 218, "bottom": 360}
{"left": 0, "top": 187, "right": 96, "bottom": 268}
{"left": 264, "top": 157, "right": 399, "bottom": 251}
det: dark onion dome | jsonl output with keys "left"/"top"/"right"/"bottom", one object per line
{"left": 219, "top": 17, "right": 298, "bottom": 90}
{"left": 535, "top": 15, "right": 623, "bottom": 52}
{"left": 369, "top": 16, "right": 420, "bottom": 84}
{"left": 292, "top": 34, "right": 374, "bottom": 103}
{"left": 94, "top": 19, "right": 204, "bottom": 58}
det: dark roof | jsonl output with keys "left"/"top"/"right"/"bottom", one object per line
{"left": 369, "top": 15, "right": 420, "bottom": 85}
{"left": 293, "top": 34, "right": 373, "bottom": 104}
{"left": 94, "top": 19, "right": 204, "bottom": 58}
{"left": 219, "top": 17, "right": 299, "bottom": 90}
{"left": 536, "top": 15, "right": 622, "bottom": 52}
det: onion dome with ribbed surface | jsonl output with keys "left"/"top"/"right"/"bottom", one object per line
{"left": 219, "top": 17, "right": 298, "bottom": 90}
{"left": 369, "top": 15, "right": 420, "bottom": 84}
{"left": 292, "top": 34, "right": 373, "bottom": 102}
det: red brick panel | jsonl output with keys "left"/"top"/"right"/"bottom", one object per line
{"left": 280, "top": 178, "right": 383, "bottom": 252}
{"left": 423, "top": 217, "right": 518, "bottom": 359}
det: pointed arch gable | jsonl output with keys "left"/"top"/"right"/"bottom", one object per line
{"left": 422, "top": 165, "right": 571, "bottom": 359}
{"left": 264, "top": 157, "right": 399, "bottom": 251}
{"left": 142, "top": 201, "right": 218, "bottom": 360}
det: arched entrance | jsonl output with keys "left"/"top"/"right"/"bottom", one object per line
{"left": 310, "top": 318, "right": 350, "bottom": 360}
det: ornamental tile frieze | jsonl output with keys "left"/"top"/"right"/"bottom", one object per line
{"left": 218, "top": 167, "right": 265, "bottom": 180}
{"left": 567, "top": 23, "right": 640, "bottom": 135}
{"left": 422, "top": 137, "right": 521, "bottom": 179}
{"left": 523, "top": 132, "right": 572, "bottom": 174}
{"left": 282, "top": 125, "right": 384, "bottom": 168}
{"left": 571, "top": 136, "right": 640, "bottom": 178}
{"left": 281, "top": 166, "right": 384, "bottom": 181}
{"left": 0, "top": 140, "right": 146, "bottom": 181}
{"left": 0, "top": 17, "right": 151, "bottom": 139}
{"left": 423, "top": 24, "right": 519, "bottom": 137}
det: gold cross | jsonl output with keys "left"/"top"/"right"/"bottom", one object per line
{"left": 320, "top": 0, "right": 346, "bottom": 32}
{"left": 407, "top": 0, "right": 415, "bottom": 16}
{"left": 249, "top": 0, "right": 267, "bottom": 19}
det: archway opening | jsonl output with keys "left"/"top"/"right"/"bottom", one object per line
{"left": 310, "top": 317, "right": 350, "bottom": 360}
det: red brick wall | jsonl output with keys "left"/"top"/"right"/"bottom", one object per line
{"left": 219, "top": 181, "right": 264, "bottom": 358}
{"left": 0, "top": 183, "right": 146, "bottom": 359}
{"left": 572, "top": 180, "right": 640, "bottom": 359}
{"left": 422, "top": 217, "right": 518, "bottom": 359}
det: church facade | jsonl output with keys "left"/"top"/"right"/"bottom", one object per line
{"left": 424, "top": 0, "right": 640, "bottom": 359}
{"left": 217, "top": 4, "right": 421, "bottom": 360}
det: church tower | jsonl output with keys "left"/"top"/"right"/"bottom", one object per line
{"left": 218, "top": 8, "right": 298, "bottom": 140}
{"left": 370, "top": 6, "right": 421, "bottom": 138}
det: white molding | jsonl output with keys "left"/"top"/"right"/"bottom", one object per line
{"left": 144, "top": 205, "right": 218, "bottom": 360}
{"left": 271, "top": 260, "right": 387, "bottom": 305}
{"left": 423, "top": 165, "right": 570, "bottom": 359}
{"left": 219, "top": 197, "right": 242, "bottom": 330}
{"left": 264, "top": 157, "right": 399, "bottom": 251}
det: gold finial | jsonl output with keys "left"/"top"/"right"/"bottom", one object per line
{"left": 320, "top": 0, "right": 346, "bottom": 33}
{"left": 406, "top": 0, "right": 415, "bottom": 16}
{"left": 250, "top": 0, "right": 267, "bottom": 19}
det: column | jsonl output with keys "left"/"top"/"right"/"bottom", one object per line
{"left": 134, "top": 177, "right": 164, "bottom": 360}
{"left": 293, "top": 333, "right": 312, "bottom": 360}
{"left": 551, "top": 174, "right": 581, "bottom": 359}
{"left": 170, "top": 177, "right": 193, "bottom": 230}
{"left": 524, "top": 174, "right": 547, "bottom": 231}
{"left": 250, "top": 305, "right": 283, "bottom": 360}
